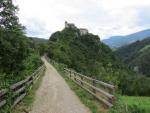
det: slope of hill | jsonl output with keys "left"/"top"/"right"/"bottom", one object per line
{"left": 47, "top": 27, "right": 150, "bottom": 96}
{"left": 48, "top": 28, "right": 122, "bottom": 78}
{"left": 115, "top": 37, "right": 150, "bottom": 77}
{"left": 31, "top": 37, "right": 48, "bottom": 43}
{"left": 102, "top": 29, "right": 150, "bottom": 48}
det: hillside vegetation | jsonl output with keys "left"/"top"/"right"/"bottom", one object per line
{"left": 48, "top": 28, "right": 123, "bottom": 80}
{"left": 115, "top": 37, "right": 150, "bottom": 77}
{"left": 47, "top": 27, "right": 150, "bottom": 96}
{"left": 121, "top": 96, "right": 150, "bottom": 112}
{"left": 0, "top": 0, "right": 42, "bottom": 88}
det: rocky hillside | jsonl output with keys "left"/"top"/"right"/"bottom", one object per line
{"left": 48, "top": 28, "right": 123, "bottom": 79}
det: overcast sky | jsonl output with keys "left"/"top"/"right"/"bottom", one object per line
{"left": 14, "top": 0, "right": 150, "bottom": 39}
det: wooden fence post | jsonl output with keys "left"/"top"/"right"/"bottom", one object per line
{"left": 112, "top": 87, "right": 115, "bottom": 95}
{"left": 109, "top": 88, "right": 115, "bottom": 104}
{"left": 70, "top": 70, "right": 72, "bottom": 78}
{"left": 81, "top": 76, "right": 83, "bottom": 86}
{"left": 31, "top": 75, "right": 34, "bottom": 86}
{"left": 74, "top": 72, "right": 76, "bottom": 81}
{"left": 8, "top": 88, "right": 12, "bottom": 113}
{"left": 92, "top": 79, "right": 96, "bottom": 94}
{"left": 108, "top": 96, "right": 115, "bottom": 104}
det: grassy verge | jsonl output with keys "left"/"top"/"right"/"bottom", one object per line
{"left": 50, "top": 60, "right": 107, "bottom": 113}
{"left": 121, "top": 96, "right": 150, "bottom": 113}
{"left": 108, "top": 96, "right": 150, "bottom": 113}
{"left": 11, "top": 70, "right": 45, "bottom": 113}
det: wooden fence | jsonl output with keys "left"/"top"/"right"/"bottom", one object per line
{"left": 0, "top": 65, "right": 45, "bottom": 112}
{"left": 64, "top": 68, "right": 115, "bottom": 107}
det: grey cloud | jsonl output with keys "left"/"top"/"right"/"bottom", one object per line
{"left": 16, "top": 0, "right": 150, "bottom": 39}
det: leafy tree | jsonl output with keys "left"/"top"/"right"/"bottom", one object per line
{"left": 0, "top": 29, "right": 31, "bottom": 73}
{"left": 0, "top": 0, "right": 24, "bottom": 32}
{"left": 0, "top": 0, "right": 42, "bottom": 85}
{"left": 37, "top": 43, "right": 48, "bottom": 56}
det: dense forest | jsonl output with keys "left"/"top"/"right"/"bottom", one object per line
{"left": 115, "top": 37, "right": 150, "bottom": 77}
{"left": 47, "top": 27, "right": 150, "bottom": 96}
{"left": 0, "top": 0, "right": 43, "bottom": 88}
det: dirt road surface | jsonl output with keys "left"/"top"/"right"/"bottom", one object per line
{"left": 30, "top": 57, "right": 91, "bottom": 113}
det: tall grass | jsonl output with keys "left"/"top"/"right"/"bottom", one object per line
{"left": 109, "top": 96, "right": 150, "bottom": 113}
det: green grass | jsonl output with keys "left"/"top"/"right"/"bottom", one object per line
{"left": 109, "top": 96, "right": 150, "bottom": 113}
{"left": 121, "top": 96, "right": 150, "bottom": 113}
{"left": 50, "top": 60, "right": 107, "bottom": 113}
{"left": 11, "top": 70, "right": 45, "bottom": 113}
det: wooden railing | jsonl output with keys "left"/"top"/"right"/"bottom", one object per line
{"left": 0, "top": 65, "right": 45, "bottom": 112}
{"left": 64, "top": 68, "right": 115, "bottom": 107}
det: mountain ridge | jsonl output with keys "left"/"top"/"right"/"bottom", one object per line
{"left": 30, "top": 37, "right": 48, "bottom": 43}
{"left": 102, "top": 29, "right": 150, "bottom": 48}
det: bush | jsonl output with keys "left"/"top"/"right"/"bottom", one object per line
{"left": 0, "top": 29, "right": 32, "bottom": 73}
{"left": 20, "top": 53, "right": 43, "bottom": 77}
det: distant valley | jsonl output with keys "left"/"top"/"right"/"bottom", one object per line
{"left": 30, "top": 37, "right": 48, "bottom": 43}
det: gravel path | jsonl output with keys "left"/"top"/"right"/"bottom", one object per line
{"left": 30, "top": 57, "right": 91, "bottom": 113}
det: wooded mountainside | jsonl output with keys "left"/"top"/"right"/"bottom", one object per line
{"left": 115, "top": 37, "right": 150, "bottom": 77}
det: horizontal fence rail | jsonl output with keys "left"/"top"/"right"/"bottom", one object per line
{"left": 0, "top": 65, "right": 45, "bottom": 112}
{"left": 64, "top": 68, "right": 115, "bottom": 107}
{"left": 0, "top": 89, "right": 8, "bottom": 108}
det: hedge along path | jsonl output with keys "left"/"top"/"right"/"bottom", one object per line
{"left": 30, "top": 57, "right": 91, "bottom": 113}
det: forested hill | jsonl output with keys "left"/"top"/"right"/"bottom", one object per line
{"left": 48, "top": 28, "right": 124, "bottom": 78}
{"left": 31, "top": 37, "right": 48, "bottom": 43}
{"left": 47, "top": 27, "right": 150, "bottom": 96}
{"left": 115, "top": 37, "right": 150, "bottom": 77}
